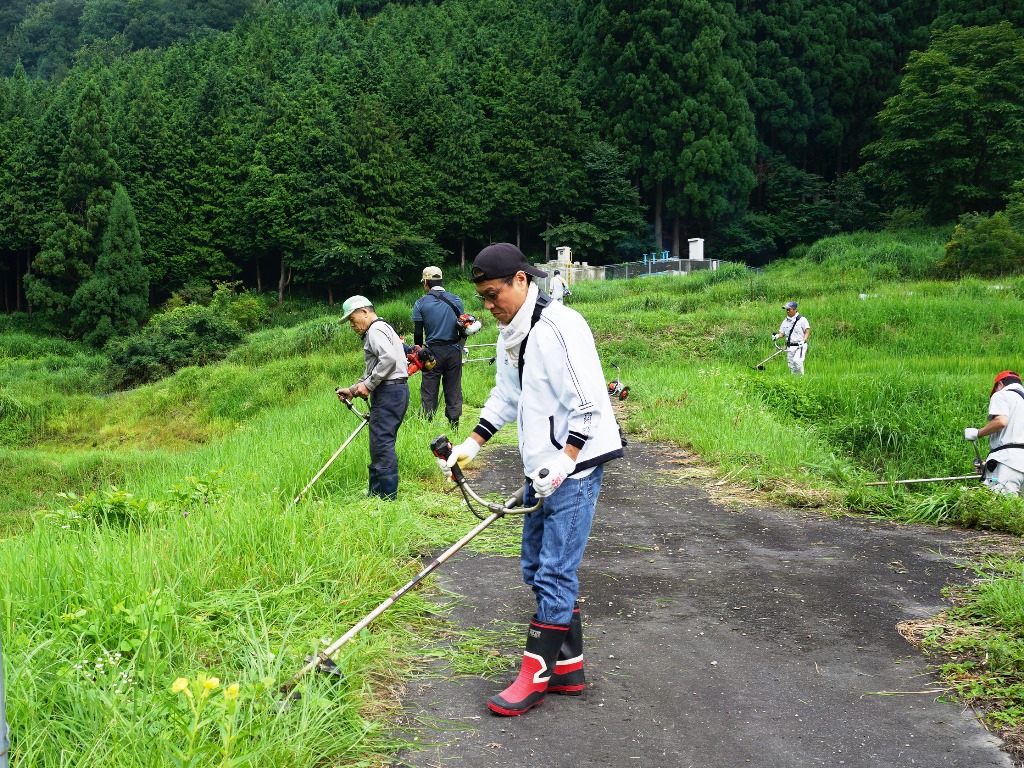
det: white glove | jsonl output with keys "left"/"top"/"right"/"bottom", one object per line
{"left": 531, "top": 453, "right": 576, "bottom": 498}
{"left": 964, "top": 427, "right": 979, "bottom": 442}
{"left": 445, "top": 437, "right": 481, "bottom": 470}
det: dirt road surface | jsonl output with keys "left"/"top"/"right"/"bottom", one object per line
{"left": 391, "top": 443, "right": 1016, "bottom": 768}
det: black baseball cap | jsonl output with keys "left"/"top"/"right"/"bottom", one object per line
{"left": 471, "top": 243, "right": 548, "bottom": 283}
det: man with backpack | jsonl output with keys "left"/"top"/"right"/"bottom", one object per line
{"left": 550, "top": 269, "right": 571, "bottom": 303}
{"left": 442, "top": 243, "right": 624, "bottom": 716}
{"left": 412, "top": 266, "right": 465, "bottom": 430}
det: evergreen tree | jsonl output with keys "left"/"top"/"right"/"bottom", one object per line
{"left": 576, "top": 0, "right": 756, "bottom": 252}
{"left": 934, "top": 0, "right": 1024, "bottom": 31}
{"left": 24, "top": 78, "right": 121, "bottom": 325}
{"left": 71, "top": 184, "right": 149, "bottom": 346}
{"left": 543, "top": 141, "right": 649, "bottom": 263}
{"left": 0, "top": 60, "right": 45, "bottom": 311}
{"left": 107, "top": 54, "right": 184, "bottom": 292}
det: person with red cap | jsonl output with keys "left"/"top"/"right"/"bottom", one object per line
{"left": 965, "top": 371, "right": 1024, "bottom": 494}
{"left": 442, "top": 242, "right": 624, "bottom": 716}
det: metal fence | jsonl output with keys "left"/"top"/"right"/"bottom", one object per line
{"left": 604, "top": 257, "right": 721, "bottom": 281}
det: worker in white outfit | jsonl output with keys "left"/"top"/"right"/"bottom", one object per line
{"left": 549, "top": 270, "right": 570, "bottom": 303}
{"left": 772, "top": 301, "right": 810, "bottom": 375}
{"left": 965, "top": 370, "right": 1024, "bottom": 495}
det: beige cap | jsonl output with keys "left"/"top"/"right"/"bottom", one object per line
{"left": 422, "top": 266, "right": 443, "bottom": 281}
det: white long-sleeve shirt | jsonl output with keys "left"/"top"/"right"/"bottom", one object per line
{"left": 474, "top": 299, "right": 623, "bottom": 477}
{"left": 988, "top": 383, "right": 1024, "bottom": 472}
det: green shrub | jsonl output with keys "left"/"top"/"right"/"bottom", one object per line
{"left": 39, "top": 487, "right": 163, "bottom": 531}
{"left": 105, "top": 304, "right": 245, "bottom": 389}
{"left": 224, "top": 292, "right": 268, "bottom": 331}
{"left": 163, "top": 282, "right": 214, "bottom": 310}
{"left": 209, "top": 281, "right": 269, "bottom": 332}
{"left": 940, "top": 212, "right": 1024, "bottom": 278}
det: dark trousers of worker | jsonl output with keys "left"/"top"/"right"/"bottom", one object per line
{"left": 368, "top": 380, "right": 409, "bottom": 500}
{"left": 419, "top": 343, "right": 463, "bottom": 427}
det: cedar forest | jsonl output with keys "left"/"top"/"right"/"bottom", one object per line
{"left": 0, "top": 0, "right": 1022, "bottom": 349}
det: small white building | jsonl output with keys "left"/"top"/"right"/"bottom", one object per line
{"left": 688, "top": 238, "right": 704, "bottom": 260}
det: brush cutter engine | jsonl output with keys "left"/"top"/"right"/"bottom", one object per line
{"left": 607, "top": 362, "right": 629, "bottom": 400}
{"left": 403, "top": 344, "right": 437, "bottom": 375}
{"left": 458, "top": 313, "right": 482, "bottom": 336}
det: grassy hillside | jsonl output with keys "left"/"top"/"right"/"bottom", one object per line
{"left": 4, "top": 231, "right": 1024, "bottom": 763}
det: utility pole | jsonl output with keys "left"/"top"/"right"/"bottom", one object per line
{"left": 0, "top": 629, "right": 9, "bottom": 768}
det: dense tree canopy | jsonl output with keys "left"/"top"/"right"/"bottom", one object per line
{"left": 863, "top": 22, "right": 1024, "bottom": 221}
{"left": 0, "top": 0, "right": 1021, "bottom": 334}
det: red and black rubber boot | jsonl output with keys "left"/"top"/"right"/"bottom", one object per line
{"left": 487, "top": 617, "right": 568, "bottom": 716}
{"left": 547, "top": 605, "right": 585, "bottom": 695}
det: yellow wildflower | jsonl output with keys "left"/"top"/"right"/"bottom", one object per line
{"left": 204, "top": 676, "right": 220, "bottom": 691}
{"left": 171, "top": 677, "right": 189, "bottom": 694}
{"left": 224, "top": 683, "right": 240, "bottom": 701}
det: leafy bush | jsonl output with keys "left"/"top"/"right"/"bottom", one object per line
{"left": 105, "top": 304, "right": 245, "bottom": 389}
{"left": 940, "top": 212, "right": 1024, "bottom": 278}
{"left": 223, "top": 292, "right": 267, "bottom": 331}
{"left": 163, "top": 282, "right": 215, "bottom": 310}
{"left": 209, "top": 281, "right": 269, "bottom": 331}
{"left": 39, "top": 487, "right": 162, "bottom": 530}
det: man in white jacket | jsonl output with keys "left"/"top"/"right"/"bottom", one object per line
{"left": 773, "top": 301, "right": 810, "bottom": 375}
{"left": 445, "top": 242, "right": 624, "bottom": 716}
{"left": 550, "top": 269, "right": 570, "bottom": 303}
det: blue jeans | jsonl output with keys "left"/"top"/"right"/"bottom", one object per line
{"left": 368, "top": 381, "right": 409, "bottom": 500}
{"left": 521, "top": 464, "right": 604, "bottom": 625}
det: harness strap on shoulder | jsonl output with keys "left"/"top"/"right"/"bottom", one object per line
{"left": 786, "top": 313, "right": 802, "bottom": 346}
{"left": 432, "top": 290, "right": 463, "bottom": 320}
{"left": 988, "top": 389, "right": 1024, "bottom": 453}
{"left": 518, "top": 292, "right": 552, "bottom": 388}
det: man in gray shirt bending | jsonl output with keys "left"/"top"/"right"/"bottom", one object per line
{"left": 336, "top": 295, "right": 409, "bottom": 500}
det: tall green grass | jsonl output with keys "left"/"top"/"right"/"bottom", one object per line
{"left": 5, "top": 235, "right": 1024, "bottom": 761}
